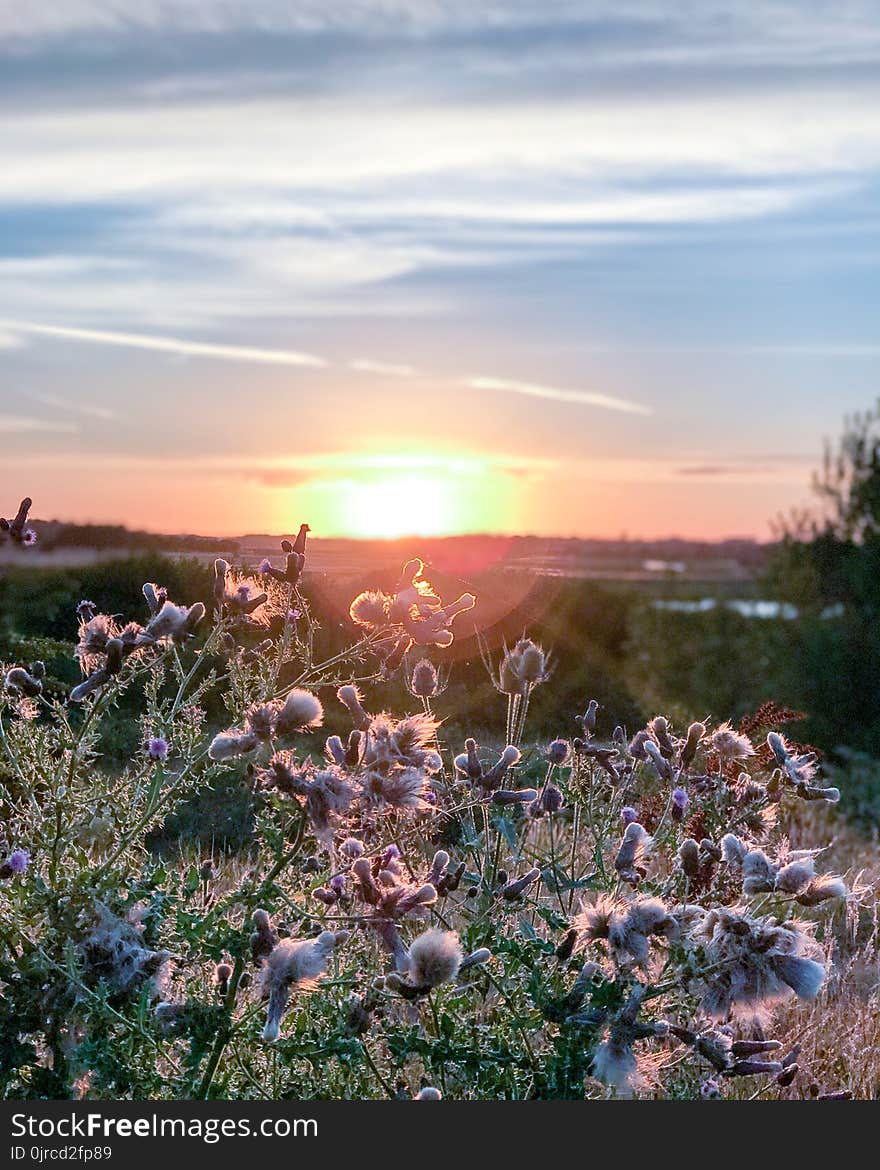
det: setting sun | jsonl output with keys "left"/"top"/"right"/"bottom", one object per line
{"left": 345, "top": 473, "right": 458, "bottom": 538}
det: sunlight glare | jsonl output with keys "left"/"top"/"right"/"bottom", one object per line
{"left": 346, "top": 473, "right": 457, "bottom": 538}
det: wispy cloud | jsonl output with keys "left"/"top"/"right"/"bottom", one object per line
{"left": 0, "top": 320, "right": 328, "bottom": 369}
{"left": 0, "top": 414, "right": 79, "bottom": 434}
{"left": 28, "top": 391, "right": 118, "bottom": 422}
{"left": 465, "top": 376, "right": 653, "bottom": 415}
{"left": 349, "top": 359, "right": 418, "bottom": 377}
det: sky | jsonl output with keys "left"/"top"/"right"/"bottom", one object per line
{"left": 2, "top": 1, "right": 880, "bottom": 540}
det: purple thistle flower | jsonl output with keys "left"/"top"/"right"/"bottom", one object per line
{"left": 329, "top": 874, "right": 346, "bottom": 893}
{"left": 546, "top": 739, "right": 570, "bottom": 766}
{"left": 21, "top": 529, "right": 38, "bottom": 547}
{"left": 287, "top": 608, "right": 302, "bottom": 623}
{"left": 259, "top": 558, "right": 273, "bottom": 574}
{"left": 148, "top": 736, "right": 169, "bottom": 762}
{"left": 8, "top": 849, "right": 29, "bottom": 874}
{"left": 621, "top": 806, "right": 638, "bottom": 825}
{"left": 671, "top": 786, "right": 689, "bottom": 822}
{"left": 77, "top": 599, "right": 97, "bottom": 620}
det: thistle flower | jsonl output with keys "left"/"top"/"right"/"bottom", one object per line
{"left": 350, "top": 590, "right": 392, "bottom": 629}
{"left": 340, "top": 838, "right": 365, "bottom": 860}
{"left": 621, "top": 806, "right": 638, "bottom": 826}
{"left": 671, "top": 787, "right": 689, "bottom": 822}
{"left": 644, "top": 739, "right": 672, "bottom": 780}
{"left": 404, "top": 929, "right": 463, "bottom": 990}
{"left": 578, "top": 698, "right": 599, "bottom": 735}
{"left": 687, "top": 907, "right": 827, "bottom": 1018}
{"left": 4, "top": 664, "right": 44, "bottom": 698}
{"left": 147, "top": 736, "right": 169, "bottom": 762}
{"left": 546, "top": 738, "right": 570, "bottom": 766}
{"left": 500, "top": 867, "right": 541, "bottom": 900}
{"left": 260, "top": 527, "right": 309, "bottom": 588}
{"left": 497, "top": 638, "right": 550, "bottom": 695}
{"left": 0, "top": 849, "right": 30, "bottom": 879}
{"left": 0, "top": 497, "right": 35, "bottom": 546}
{"left": 648, "top": 716, "right": 675, "bottom": 759}
{"left": 208, "top": 729, "right": 259, "bottom": 761}
{"left": 709, "top": 722, "right": 755, "bottom": 762}
{"left": 410, "top": 658, "right": 439, "bottom": 698}
{"left": 337, "top": 684, "right": 372, "bottom": 730}
{"left": 614, "top": 822, "right": 653, "bottom": 884}
{"left": 275, "top": 688, "right": 324, "bottom": 735}
{"left": 680, "top": 721, "right": 706, "bottom": 769}
{"left": 144, "top": 600, "right": 205, "bottom": 643}
{"left": 260, "top": 931, "right": 341, "bottom": 1041}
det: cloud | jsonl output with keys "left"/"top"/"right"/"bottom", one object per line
{"left": 27, "top": 391, "right": 118, "bottom": 422}
{"left": 0, "top": 414, "right": 79, "bottom": 434}
{"left": 349, "top": 359, "right": 418, "bottom": 377}
{"left": 465, "top": 376, "right": 653, "bottom": 415}
{"left": 0, "top": 320, "right": 328, "bottom": 369}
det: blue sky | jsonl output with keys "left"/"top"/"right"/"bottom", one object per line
{"left": 2, "top": 1, "right": 880, "bottom": 538}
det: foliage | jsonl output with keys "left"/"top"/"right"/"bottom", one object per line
{"left": 0, "top": 514, "right": 866, "bottom": 1100}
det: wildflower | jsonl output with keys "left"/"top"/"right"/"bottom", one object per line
{"left": 644, "top": 738, "right": 672, "bottom": 780}
{"left": 411, "top": 658, "right": 439, "bottom": 698}
{"left": 578, "top": 699, "right": 599, "bottom": 735}
{"left": 721, "top": 833, "right": 748, "bottom": 866}
{"left": 680, "top": 721, "right": 706, "bottom": 769}
{"left": 147, "top": 736, "right": 169, "bottom": 762}
{"left": 275, "top": 688, "right": 324, "bottom": 735}
{"left": 4, "top": 664, "right": 44, "bottom": 698}
{"left": 208, "top": 729, "right": 259, "bottom": 761}
{"left": 621, "top": 806, "right": 638, "bottom": 826}
{"left": 614, "top": 823, "right": 653, "bottom": 884}
{"left": 530, "top": 784, "right": 564, "bottom": 816}
{"left": 497, "top": 638, "right": 550, "bottom": 695}
{"left": 260, "top": 931, "right": 342, "bottom": 1041}
{"left": 546, "top": 738, "right": 570, "bottom": 766}
{"left": 0, "top": 497, "right": 35, "bottom": 546}
{"left": 628, "top": 730, "right": 650, "bottom": 760}
{"left": 648, "top": 716, "right": 675, "bottom": 759}
{"left": 340, "top": 838, "right": 365, "bottom": 860}
{"left": 260, "top": 527, "right": 309, "bottom": 587}
{"left": 144, "top": 600, "right": 205, "bottom": 644}
{"left": 350, "top": 590, "right": 392, "bottom": 629}
{"left": 337, "top": 684, "right": 372, "bottom": 730}
{"left": 403, "top": 929, "right": 463, "bottom": 991}
{"left": 215, "top": 962, "right": 233, "bottom": 997}
{"left": 687, "top": 907, "right": 827, "bottom": 1017}
{"left": 415, "top": 1087, "right": 442, "bottom": 1100}
{"left": 500, "top": 867, "right": 541, "bottom": 900}
{"left": 671, "top": 787, "right": 689, "bottom": 822}
{"left": 700, "top": 1079, "right": 722, "bottom": 1099}
{"left": 709, "top": 721, "right": 755, "bottom": 762}
{"left": 250, "top": 909, "right": 278, "bottom": 965}
{"left": 0, "top": 849, "right": 30, "bottom": 879}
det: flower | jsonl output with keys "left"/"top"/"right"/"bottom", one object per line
{"left": 259, "top": 931, "right": 342, "bottom": 1042}
{"left": 6, "top": 849, "right": 30, "bottom": 875}
{"left": 709, "top": 721, "right": 755, "bottom": 762}
{"left": 147, "top": 736, "right": 169, "bottom": 762}
{"left": 546, "top": 738, "right": 570, "bottom": 766}
{"left": 671, "top": 787, "right": 689, "bottom": 822}
{"left": 687, "top": 907, "right": 827, "bottom": 1018}
{"left": 404, "top": 929, "right": 463, "bottom": 990}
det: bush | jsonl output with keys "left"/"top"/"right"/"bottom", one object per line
{"left": 0, "top": 526, "right": 864, "bottom": 1100}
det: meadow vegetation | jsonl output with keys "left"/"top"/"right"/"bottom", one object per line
{"left": 1, "top": 478, "right": 878, "bottom": 1100}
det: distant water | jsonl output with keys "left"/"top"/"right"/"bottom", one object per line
{"left": 652, "top": 599, "right": 844, "bottom": 620}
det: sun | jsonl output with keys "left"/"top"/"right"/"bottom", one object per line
{"left": 346, "top": 473, "right": 458, "bottom": 538}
